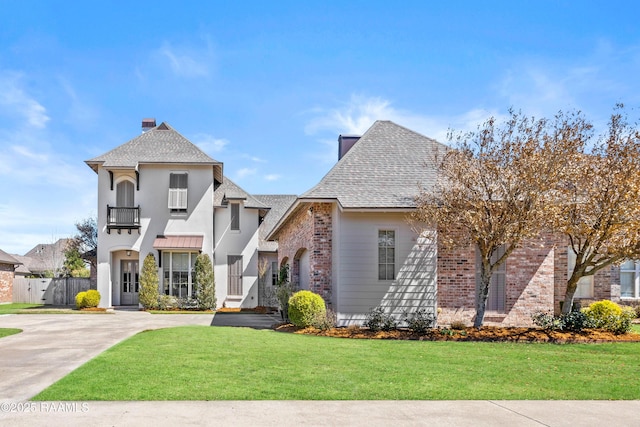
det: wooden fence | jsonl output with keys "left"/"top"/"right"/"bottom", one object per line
{"left": 13, "top": 277, "right": 95, "bottom": 305}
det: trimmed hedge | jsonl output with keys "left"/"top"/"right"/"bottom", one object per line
{"left": 75, "top": 290, "right": 101, "bottom": 309}
{"left": 288, "top": 290, "right": 326, "bottom": 328}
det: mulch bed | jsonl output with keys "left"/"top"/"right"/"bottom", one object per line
{"left": 275, "top": 324, "right": 640, "bottom": 343}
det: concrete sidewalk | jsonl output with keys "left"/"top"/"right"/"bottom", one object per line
{"left": 1, "top": 400, "right": 639, "bottom": 426}
{"left": 1, "top": 311, "right": 638, "bottom": 426}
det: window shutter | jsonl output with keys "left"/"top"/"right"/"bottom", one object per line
{"left": 168, "top": 173, "right": 188, "bottom": 209}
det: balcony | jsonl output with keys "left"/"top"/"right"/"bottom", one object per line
{"left": 107, "top": 205, "right": 140, "bottom": 234}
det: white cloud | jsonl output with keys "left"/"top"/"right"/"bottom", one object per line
{"left": 0, "top": 71, "right": 50, "bottom": 128}
{"left": 264, "top": 174, "right": 280, "bottom": 181}
{"left": 306, "top": 94, "right": 501, "bottom": 149}
{"left": 193, "top": 133, "right": 228, "bottom": 154}
{"left": 157, "top": 41, "right": 211, "bottom": 78}
{"left": 236, "top": 168, "right": 257, "bottom": 179}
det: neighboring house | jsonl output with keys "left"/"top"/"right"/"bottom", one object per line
{"left": 0, "top": 249, "right": 21, "bottom": 303}
{"left": 19, "top": 239, "right": 69, "bottom": 277}
{"left": 268, "top": 120, "right": 617, "bottom": 326}
{"left": 86, "top": 119, "right": 275, "bottom": 308}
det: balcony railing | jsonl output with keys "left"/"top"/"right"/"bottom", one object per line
{"left": 107, "top": 205, "right": 140, "bottom": 234}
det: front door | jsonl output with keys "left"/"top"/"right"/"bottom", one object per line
{"left": 121, "top": 260, "right": 139, "bottom": 305}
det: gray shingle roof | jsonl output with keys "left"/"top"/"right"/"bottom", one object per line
{"left": 86, "top": 122, "right": 223, "bottom": 182}
{"left": 301, "top": 120, "right": 447, "bottom": 208}
{"left": 0, "top": 249, "right": 21, "bottom": 266}
{"left": 253, "top": 195, "right": 297, "bottom": 252}
{"left": 213, "top": 177, "right": 270, "bottom": 209}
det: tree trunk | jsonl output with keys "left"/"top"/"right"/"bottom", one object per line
{"left": 474, "top": 268, "right": 491, "bottom": 328}
{"left": 562, "top": 275, "right": 580, "bottom": 314}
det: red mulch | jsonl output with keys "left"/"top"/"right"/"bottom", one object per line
{"left": 275, "top": 324, "right": 640, "bottom": 343}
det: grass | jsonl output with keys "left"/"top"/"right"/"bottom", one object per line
{"left": 0, "top": 303, "right": 44, "bottom": 314}
{"left": 34, "top": 325, "right": 640, "bottom": 401}
{"left": 632, "top": 324, "right": 640, "bottom": 333}
{"left": 0, "top": 328, "right": 21, "bottom": 338}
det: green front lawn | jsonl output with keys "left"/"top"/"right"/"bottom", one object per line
{"left": 0, "top": 303, "right": 43, "bottom": 314}
{"left": 0, "top": 328, "right": 21, "bottom": 338}
{"left": 34, "top": 326, "right": 640, "bottom": 401}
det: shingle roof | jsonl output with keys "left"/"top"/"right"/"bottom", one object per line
{"left": 213, "top": 177, "right": 270, "bottom": 209}
{"left": 0, "top": 249, "right": 21, "bottom": 266}
{"left": 253, "top": 195, "right": 297, "bottom": 252}
{"left": 301, "top": 120, "right": 447, "bottom": 209}
{"left": 86, "top": 122, "right": 223, "bottom": 182}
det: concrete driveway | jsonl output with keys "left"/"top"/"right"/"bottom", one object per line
{"left": 0, "top": 309, "right": 213, "bottom": 401}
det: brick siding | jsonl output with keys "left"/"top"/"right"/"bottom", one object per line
{"left": 0, "top": 263, "right": 14, "bottom": 303}
{"left": 276, "top": 202, "right": 333, "bottom": 305}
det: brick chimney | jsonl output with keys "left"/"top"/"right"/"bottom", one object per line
{"left": 338, "top": 134, "right": 360, "bottom": 160}
{"left": 142, "top": 118, "right": 156, "bottom": 133}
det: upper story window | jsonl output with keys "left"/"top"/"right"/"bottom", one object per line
{"left": 168, "top": 173, "right": 188, "bottom": 212}
{"left": 231, "top": 203, "right": 240, "bottom": 231}
{"left": 116, "top": 180, "right": 135, "bottom": 207}
{"left": 378, "top": 230, "right": 395, "bottom": 280}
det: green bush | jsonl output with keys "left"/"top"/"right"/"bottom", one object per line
{"left": 403, "top": 308, "right": 436, "bottom": 333}
{"left": 194, "top": 253, "right": 216, "bottom": 310}
{"left": 531, "top": 310, "right": 591, "bottom": 332}
{"left": 83, "top": 290, "right": 101, "bottom": 308}
{"left": 139, "top": 253, "right": 159, "bottom": 309}
{"left": 288, "top": 290, "right": 326, "bottom": 328}
{"left": 75, "top": 291, "right": 87, "bottom": 309}
{"left": 582, "top": 300, "right": 635, "bottom": 334}
{"left": 364, "top": 306, "right": 397, "bottom": 332}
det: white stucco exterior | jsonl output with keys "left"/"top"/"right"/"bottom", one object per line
{"left": 94, "top": 164, "right": 214, "bottom": 307}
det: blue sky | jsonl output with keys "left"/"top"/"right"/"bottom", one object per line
{"left": 2, "top": 1, "right": 640, "bottom": 254}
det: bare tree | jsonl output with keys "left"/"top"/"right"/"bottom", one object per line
{"left": 413, "top": 110, "right": 584, "bottom": 327}
{"left": 553, "top": 106, "right": 640, "bottom": 313}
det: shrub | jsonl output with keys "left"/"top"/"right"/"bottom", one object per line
{"left": 449, "top": 320, "right": 467, "bottom": 330}
{"left": 403, "top": 308, "right": 436, "bottom": 333}
{"left": 157, "top": 294, "right": 178, "bottom": 310}
{"left": 194, "top": 253, "right": 216, "bottom": 310}
{"left": 560, "top": 311, "right": 591, "bottom": 332}
{"left": 310, "top": 308, "right": 337, "bottom": 330}
{"left": 83, "top": 290, "right": 101, "bottom": 308}
{"left": 531, "top": 310, "right": 591, "bottom": 332}
{"left": 75, "top": 291, "right": 87, "bottom": 309}
{"left": 582, "top": 300, "right": 635, "bottom": 334}
{"left": 364, "top": 306, "right": 397, "bottom": 332}
{"left": 288, "top": 290, "right": 326, "bottom": 328}
{"left": 139, "top": 253, "right": 159, "bottom": 309}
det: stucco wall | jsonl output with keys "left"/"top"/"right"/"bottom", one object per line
{"left": 95, "top": 164, "right": 214, "bottom": 307}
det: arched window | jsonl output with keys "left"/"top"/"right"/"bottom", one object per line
{"left": 116, "top": 180, "right": 135, "bottom": 207}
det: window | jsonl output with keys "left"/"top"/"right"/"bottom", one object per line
{"left": 378, "top": 230, "right": 395, "bottom": 280}
{"left": 168, "top": 173, "right": 188, "bottom": 211}
{"left": 228, "top": 255, "right": 243, "bottom": 295}
{"left": 271, "top": 261, "right": 278, "bottom": 286}
{"left": 162, "top": 252, "right": 197, "bottom": 298}
{"left": 476, "top": 246, "right": 506, "bottom": 312}
{"left": 116, "top": 180, "right": 135, "bottom": 207}
{"left": 230, "top": 203, "right": 240, "bottom": 231}
{"left": 567, "top": 248, "right": 594, "bottom": 298}
{"left": 621, "top": 260, "right": 640, "bottom": 298}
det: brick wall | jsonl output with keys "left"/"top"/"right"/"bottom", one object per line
{"left": 276, "top": 202, "right": 333, "bottom": 305}
{"left": 0, "top": 263, "right": 14, "bottom": 303}
{"left": 437, "top": 234, "right": 560, "bottom": 327}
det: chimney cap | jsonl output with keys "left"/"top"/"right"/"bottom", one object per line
{"left": 142, "top": 118, "right": 156, "bottom": 133}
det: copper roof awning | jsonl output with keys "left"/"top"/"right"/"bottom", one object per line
{"left": 153, "top": 235, "right": 204, "bottom": 250}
